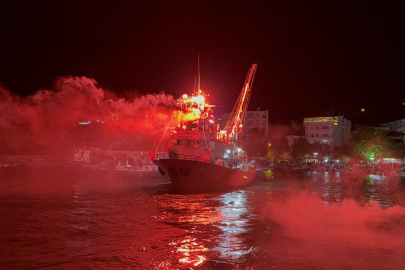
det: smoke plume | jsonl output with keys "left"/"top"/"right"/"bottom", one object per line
{"left": 0, "top": 76, "right": 180, "bottom": 154}
{"left": 259, "top": 191, "right": 405, "bottom": 268}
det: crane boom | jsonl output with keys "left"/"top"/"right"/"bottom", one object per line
{"left": 223, "top": 64, "right": 258, "bottom": 143}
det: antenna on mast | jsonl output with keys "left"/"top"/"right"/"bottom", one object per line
{"left": 197, "top": 54, "right": 200, "bottom": 95}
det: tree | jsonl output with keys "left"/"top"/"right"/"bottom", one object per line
{"left": 333, "top": 144, "right": 352, "bottom": 161}
{"left": 349, "top": 128, "right": 391, "bottom": 161}
{"left": 309, "top": 141, "right": 332, "bottom": 157}
{"left": 290, "top": 137, "right": 310, "bottom": 162}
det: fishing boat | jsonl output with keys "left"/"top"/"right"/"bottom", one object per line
{"left": 152, "top": 61, "right": 258, "bottom": 192}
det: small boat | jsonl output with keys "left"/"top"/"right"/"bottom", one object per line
{"left": 153, "top": 61, "right": 258, "bottom": 192}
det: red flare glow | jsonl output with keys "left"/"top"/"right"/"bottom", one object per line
{"left": 171, "top": 109, "right": 200, "bottom": 126}
{"left": 149, "top": 151, "right": 156, "bottom": 161}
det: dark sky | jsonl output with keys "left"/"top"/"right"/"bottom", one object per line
{"left": 0, "top": 1, "right": 404, "bottom": 125}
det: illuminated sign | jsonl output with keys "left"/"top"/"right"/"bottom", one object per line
{"left": 304, "top": 117, "right": 338, "bottom": 122}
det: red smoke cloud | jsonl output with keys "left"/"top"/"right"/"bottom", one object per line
{"left": 0, "top": 76, "right": 183, "bottom": 154}
{"left": 264, "top": 192, "right": 405, "bottom": 243}
{"left": 259, "top": 191, "right": 405, "bottom": 268}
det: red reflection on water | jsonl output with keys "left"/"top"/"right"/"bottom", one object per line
{"left": 155, "top": 195, "right": 220, "bottom": 267}
{"left": 155, "top": 191, "right": 257, "bottom": 266}
{"left": 169, "top": 236, "right": 208, "bottom": 267}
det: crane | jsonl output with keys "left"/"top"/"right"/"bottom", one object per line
{"left": 222, "top": 64, "right": 258, "bottom": 144}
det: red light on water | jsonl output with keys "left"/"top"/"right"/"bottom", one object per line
{"left": 171, "top": 237, "right": 208, "bottom": 267}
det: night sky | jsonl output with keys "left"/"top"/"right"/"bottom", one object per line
{"left": 0, "top": 1, "right": 404, "bottom": 125}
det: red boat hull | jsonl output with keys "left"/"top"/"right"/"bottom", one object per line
{"left": 153, "top": 159, "right": 257, "bottom": 192}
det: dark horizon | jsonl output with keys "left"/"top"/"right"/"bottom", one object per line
{"left": 1, "top": 1, "right": 404, "bottom": 126}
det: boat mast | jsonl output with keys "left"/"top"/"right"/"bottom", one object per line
{"left": 197, "top": 54, "right": 201, "bottom": 95}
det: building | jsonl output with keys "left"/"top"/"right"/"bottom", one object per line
{"left": 220, "top": 108, "right": 268, "bottom": 144}
{"left": 380, "top": 118, "right": 405, "bottom": 133}
{"left": 385, "top": 131, "right": 405, "bottom": 147}
{"left": 303, "top": 116, "right": 351, "bottom": 148}
{"left": 220, "top": 107, "right": 268, "bottom": 137}
{"left": 245, "top": 108, "right": 269, "bottom": 135}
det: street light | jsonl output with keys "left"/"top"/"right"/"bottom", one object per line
{"left": 267, "top": 143, "right": 271, "bottom": 152}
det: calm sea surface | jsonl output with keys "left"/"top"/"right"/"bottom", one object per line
{"left": 1, "top": 168, "right": 405, "bottom": 269}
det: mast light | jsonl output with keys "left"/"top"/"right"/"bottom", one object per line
{"left": 191, "top": 96, "right": 204, "bottom": 103}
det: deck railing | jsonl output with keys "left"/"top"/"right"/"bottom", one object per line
{"left": 155, "top": 153, "right": 209, "bottom": 162}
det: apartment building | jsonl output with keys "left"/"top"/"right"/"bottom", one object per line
{"left": 244, "top": 108, "right": 269, "bottom": 135}
{"left": 380, "top": 118, "right": 405, "bottom": 133}
{"left": 304, "top": 116, "right": 351, "bottom": 148}
{"left": 221, "top": 108, "right": 268, "bottom": 137}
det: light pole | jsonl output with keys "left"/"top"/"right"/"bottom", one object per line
{"left": 267, "top": 143, "right": 271, "bottom": 153}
